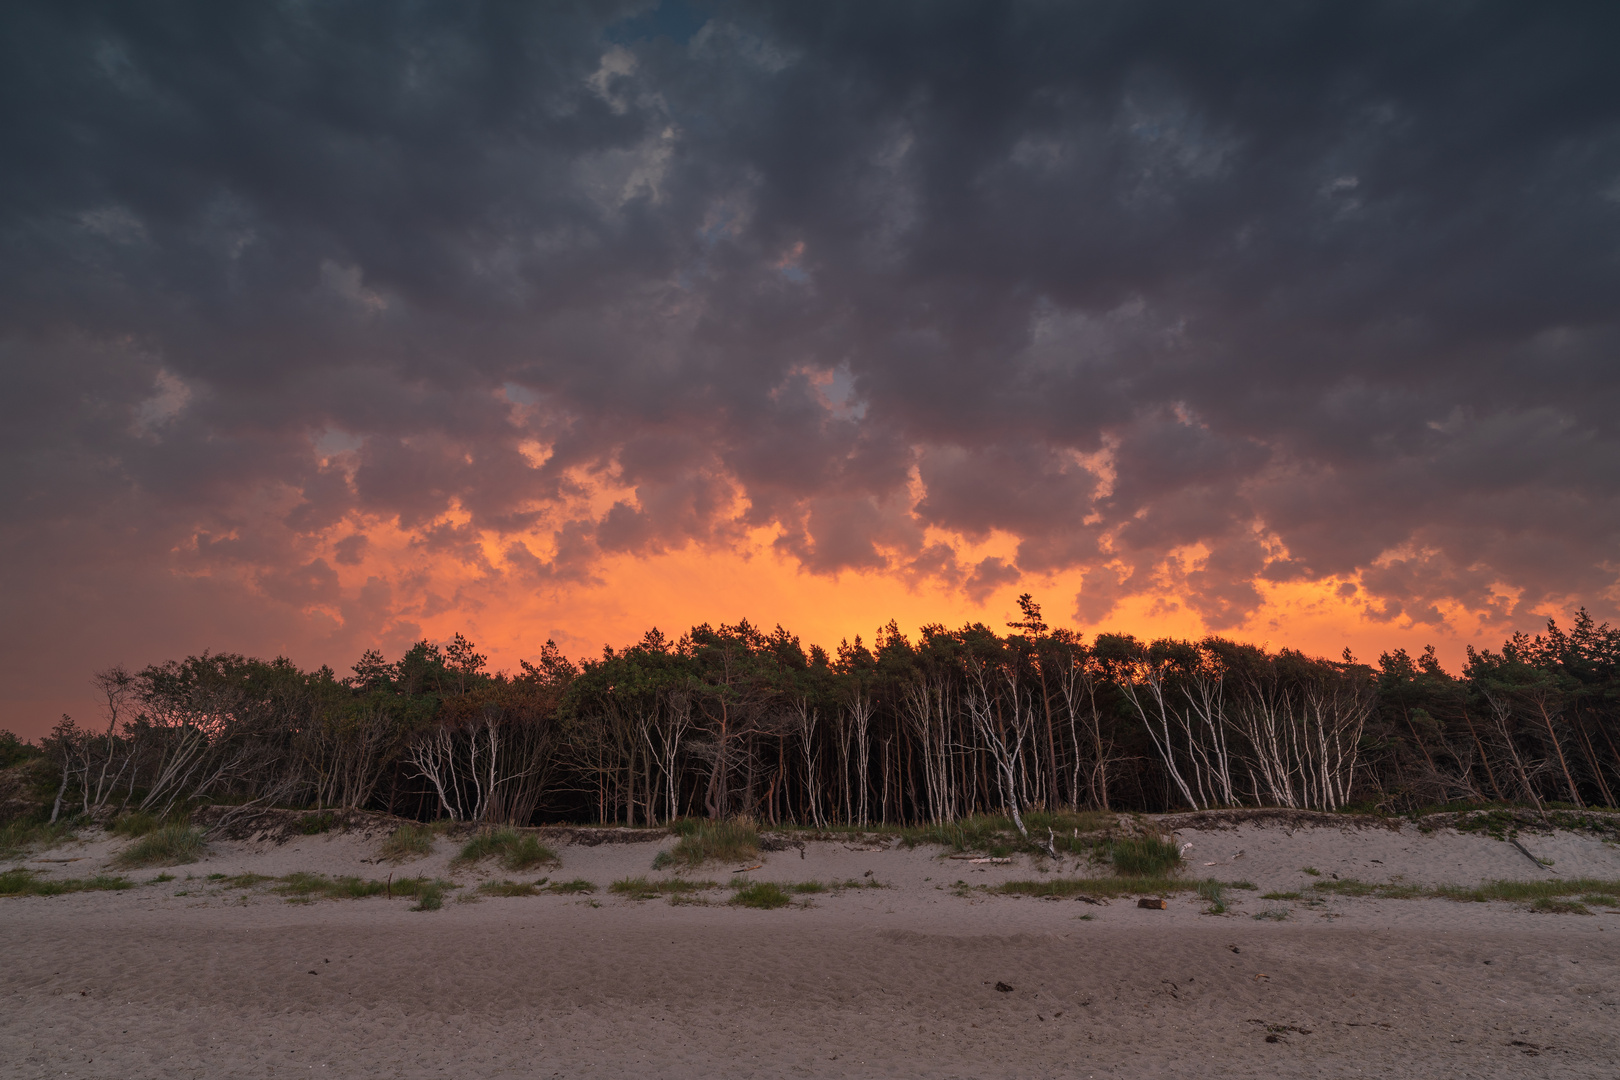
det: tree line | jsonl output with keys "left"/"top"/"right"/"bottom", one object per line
{"left": 26, "top": 597, "right": 1620, "bottom": 830}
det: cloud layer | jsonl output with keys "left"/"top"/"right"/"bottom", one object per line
{"left": 4, "top": 1, "right": 1620, "bottom": 732}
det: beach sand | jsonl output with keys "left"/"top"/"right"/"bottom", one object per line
{"left": 5, "top": 816, "right": 1619, "bottom": 1078}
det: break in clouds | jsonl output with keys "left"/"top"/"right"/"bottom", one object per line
{"left": 4, "top": 1, "right": 1620, "bottom": 683}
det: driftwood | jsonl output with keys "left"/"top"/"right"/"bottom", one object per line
{"left": 1509, "top": 837, "right": 1556, "bottom": 873}
{"left": 1137, "top": 897, "right": 1167, "bottom": 909}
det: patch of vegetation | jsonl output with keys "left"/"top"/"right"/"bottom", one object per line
{"left": 150, "top": 873, "right": 175, "bottom": 884}
{"left": 478, "top": 879, "right": 539, "bottom": 897}
{"left": 891, "top": 810, "right": 1118, "bottom": 858}
{"left": 1306, "top": 877, "right": 1620, "bottom": 911}
{"left": 0, "top": 868, "right": 133, "bottom": 897}
{"left": 1253, "top": 907, "right": 1290, "bottom": 921}
{"left": 1108, "top": 836, "right": 1184, "bottom": 877}
{"left": 454, "top": 828, "right": 558, "bottom": 872}
{"left": 379, "top": 823, "right": 436, "bottom": 862}
{"left": 1196, "top": 879, "right": 1228, "bottom": 914}
{"left": 1261, "top": 891, "right": 1302, "bottom": 901}
{"left": 110, "top": 811, "right": 162, "bottom": 838}
{"left": 113, "top": 824, "right": 206, "bottom": 868}
{"left": 396, "top": 877, "right": 447, "bottom": 911}
{"left": 274, "top": 872, "right": 388, "bottom": 900}
{"left": 731, "top": 881, "right": 793, "bottom": 909}
{"left": 1301, "top": 867, "right": 1321, "bottom": 876}
{"left": 222, "top": 873, "right": 271, "bottom": 888}
{"left": 299, "top": 812, "right": 336, "bottom": 835}
{"left": 1, "top": 819, "right": 76, "bottom": 860}
{"left": 548, "top": 877, "right": 596, "bottom": 894}
{"left": 653, "top": 818, "right": 760, "bottom": 869}
{"left": 610, "top": 876, "right": 720, "bottom": 899}
{"left": 790, "top": 881, "right": 826, "bottom": 893}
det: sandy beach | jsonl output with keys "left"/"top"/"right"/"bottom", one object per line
{"left": 5, "top": 815, "right": 1619, "bottom": 1079}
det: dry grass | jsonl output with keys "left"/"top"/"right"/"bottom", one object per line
{"left": 653, "top": 819, "right": 760, "bottom": 869}
{"left": 113, "top": 824, "right": 206, "bottom": 868}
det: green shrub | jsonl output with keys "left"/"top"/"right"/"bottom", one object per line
{"left": 731, "top": 881, "right": 792, "bottom": 909}
{"left": 114, "top": 825, "right": 206, "bottom": 868}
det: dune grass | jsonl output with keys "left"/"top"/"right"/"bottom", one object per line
{"left": 731, "top": 881, "right": 793, "bottom": 909}
{"left": 113, "top": 824, "right": 206, "bottom": 868}
{"left": 274, "top": 872, "right": 389, "bottom": 900}
{"left": 892, "top": 810, "right": 1125, "bottom": 857}
{"left": 379, "top": 823, "right": 436, "bottom": 862}
{"left": 652, "top": 818, "right": 761, "bottom": 869}
{"left": 478, "top": 879, "right": 540, "bottom": 897}
{"left": 1196, "top": 879, "right": 1228, "bottom": 913}
{"left": 110, "top": 811, "right": 162, "bottom": 838}
{"left": 0, "top": 868, "right": 133, "bottom": 897}
{"left": 610, "top": 876, "right": 721, "bottom": 899}
{"left": 454, "top": 828, "right": 557, "bottom": 871}
{"left": 0, "top": 818, "right": 78, "bottom": 859}
{"left": 1108, "top": 835, "right": 1184, "bottom": 876}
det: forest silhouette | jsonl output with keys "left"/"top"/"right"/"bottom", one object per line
{"left": 18, "top": 598, "right": 1620, "bottom": 829}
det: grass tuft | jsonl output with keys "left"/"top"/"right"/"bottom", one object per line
{"left": 379, "top": 823, "right": 436, "bottom": 863}
{"left": 653, "top": 819, "right": 760, "bottom": 869}
{"left": 299, "top": 812, "right": 336, "bottom": 835}
{"left": 998, "top": 875, "right": 1192, "bottom": 899}
{"left": 274, "top": 872, "right": 388, "bottom": 900}
{"left": 1197, "top": 879, "right": 1228, "bottom": 914}
{"left": 455, "top": 829, "right": 558, "bottom": 872}
{"left": 1108, "top": 836, "right": 1183, "bottom": 877}
{"left": 731, "top": 880, "right": 792, "bottom": 909}
{"left": 110, "top": 811, "right": 162, "bottom": 838}
{"left": 0, "top": 818, "right": 78, "bottom": 859}
{"left": 478, "top": 879, "right": 539, "bottom": 897}
{"left": 610, "top": 876, "right": 720, "bottom": 899}
{"left": 113, "top": 824, "right": 206, "bottom": 868}
{"left": 0, "top": 868, "right": 133, "bottom": 897}
{"left": 548, "top": 877, "right": 596, "bottom": 894}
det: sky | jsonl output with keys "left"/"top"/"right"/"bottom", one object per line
{"left": 4, "top": 1, "right": 1620, "bottom": 739}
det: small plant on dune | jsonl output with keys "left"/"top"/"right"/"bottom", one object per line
{"left": 549, "top": 878, "right": 596, "bottom": 894}
{"left": 0, "top": 868, "right": 133, "bottom": 897}
{"left": 791, "top": 881, "right": 827, "bottom": 894}
{"left": 299, "top": 812, "right": 336, "bottom": 835}
{"left": 1108, "top": 836, "right": 1183, "bottom": 877}
{"left": 478, "top": 879, "right": 539, "bottom": 897}
{"left": 379, "top": 823, "right": 436, "bottom": 863}
{"left": 274, "top": 872, "right": 388, "bottom": 900}
{"left": 1254, "top": 907, "right": 1290, "bottom": 921}
{"left": 0, "top": 819, "right": 78, "bottom": 859}
{"left": 114, "top": 824, "right": 206, "bottom": 868}
{"left": 111, "top": 811, "right": 161, "bottom": 838}
{"left": 610, "top": 876, "right": 719, "bottom": 899}
{"left": 1261, "top": 891, "right": 1302, "bottom": 901}
{"left": 731, "top": 881, "right": 792, "bottom": 909}
{"left": 1197, "top": 879, "right": 1228, "bottom": 914}
{"left": 653, "top": 818, "right": 760, "bottom": 869}
{"left": 455, "top": 828, "right": 558, "bottom": 872}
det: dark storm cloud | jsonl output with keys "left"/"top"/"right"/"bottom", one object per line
{"left": 4, "top": 0, "right": 1620, "bottom": 719}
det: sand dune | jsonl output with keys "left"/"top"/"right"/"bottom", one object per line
{"left": 5, "top": 816, "right": 1619, "bottom": 1078}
